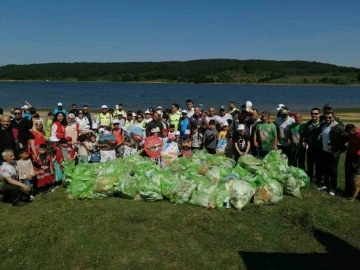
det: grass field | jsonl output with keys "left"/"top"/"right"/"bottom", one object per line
{"left": 1, "top": 155, "right": 359, "bottom": 270}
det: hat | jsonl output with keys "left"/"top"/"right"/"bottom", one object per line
{"left": 101, "top": 105, "right": 108, "bottom": 109}
{"left": 184, "top": 129, "right": 191, "bottom": 135}
{"left": 49, "top": 136, "right": 60, "bottom": 142}
{"left": 280, "top": 108, "right": 289, "bottom": 115}
{"left": 65, "top": 136, "right": 72, "bottom": 142}
{"left": 237, "top": 124, "right": 245, "bottom": 131}
{"left": 222, "top": 121, "right": 229, "bottom": 127}
{"left": 277, "top": 104, "right": 285, "bottom": 111}
{"left": 323, "top": 104, "right": 332, "bottom": 110}
{"left": 181, "top": 110, "right": 188, "bottom": 114}
{"left": 92, "top": 123, "right": 98, "bottom": 129}
{"left": 21, "top": 105, "right": 29, "bottom": 109}
{"left": 157, "top": 106, "right": 162, "bottom": 110}
{"left": 151, "top": 127, "right": 160, "bottom": 133}
{"left": 174, "top": 131, "right": 180, "bottom": 136}
{"left": 168, "top": 133, "right": 175, "bottom": 140}
{"left": 57, "top": 102, "right": 63, "bottom": 106}
{"left": 113, "top": 120, "right": 120, "bottom": 124}
{"left": 99, "top": 128, "right": 105, "bottom": 133}
{"left": 145, "top": 110, "right": 150, "bottom": 114}
{"left": 117, "top": 112, "right": 123, "bottom": 116}
{"left": 132, "top": 112, "right": 136, "bottom": 117}
{"left": 115, "top": 105, "right": 119, "bottom": 109}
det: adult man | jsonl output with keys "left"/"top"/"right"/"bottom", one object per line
{"left": 96, "top": 105, "right": 112, "bottom": 130}
{"left": 170, "top": 104, "right": 181, "bottom": 130}
{"left": 288, "top": 113, "right": 306, "bottom": 169}
{"left": 254, "top": 111, "right": 277, "bottom": 159}
{"left": 124, "top": 113, "right": 135, "bottom": 128}
{"left": 206, "top": 107, "right": 216, "bottom": 124}
{"left": 111, "top": 120, "right": 124, "bottom": 146}
{"left": 186, "top": 99, "right": 194, "bottom": 118}
{"left": 162, "top": 109, "right": 170, "bottom": 130}
{"left": 52, "top": 103, "right": 67, "bottom": 116}
{"left": 0, "top": 116, "right": 17, "bottom": 162}
{"left": 69, "top": 104, "right": 78, "bottom": 115}
{"left": 319, "top": 104, "right": 342, "bottom": 126}
{"left": 274, "top": 108, "right": 295, "bottom": 160}
{"left": 0, "top": 149, "right": 30, "bottom": 206}
{"left": 344, "top": 124, "right": 360, "bottom": 197}
{"left": 302, "top": 108, "right": 322, "bottom": 182}
{"left": 145, "top": 112, "right": 164, "bottom": 137}
{"left": 114, "top": 104, "right": 126, "bottom": 117}
{"left": 276, "top": 104, "right": 286, "bottom": 117}
{"left": 116, "top": 112, "right": 126, "bottom": 127}
{"left": 21, "top": 105, "right": 32, "bottom": 121}
{"left": 229, "top": 102, "right": 238, "bottom": 114}
{"left": 248, "top": 109, "right": 261, "bottom": 155}
{"left": 11, "top": 108, "right": 32, "bottom": 151}
{"left": 156, "top": 106, "right": 163, "bottom": 117}
{"left": 82, "top": 105, "right": 92, "bottom": 128}
{"left": 215, "top": 107, "right": 232, "bottom": 125}
{"left": 178, "top": 110, "right": 190, "bottom": 139}
{"left": 189, "top": 107, "right": 207, "bottom": 134}
{"left": 318, "top": 112, "right": 347, "bottom": 195}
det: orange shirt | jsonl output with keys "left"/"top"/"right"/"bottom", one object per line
{"left": 112, "top": 129, "right": 124, "bottom": 146}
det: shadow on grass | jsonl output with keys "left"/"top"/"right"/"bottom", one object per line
{"left": 239, "top": 229, "right": 359, "bottom": 270}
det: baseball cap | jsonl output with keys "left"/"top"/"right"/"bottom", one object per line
{"left": 181, "top": 110, "right": 188, "bottom": 114}
{"left": 151, "top": 127, "right": 160, "bottom": 133}
{"left": 65, "top": 136, "right": 72, "bottom": 142}
{"left": 99, "top": 128, "right": 105, "bottom": 133}
{"left": 174, "top": 131, "right": 180, "bottom": 136}
{"left": 277, "top": 104, "right": 285, "bottom": 111}
{"left": 323, "top": 104, "right": 332, "bottom": 110}
{"left": 145, "top": 110, "right": 150, "bottom": 114}
{"left": 237, "top": 124, "right": 245, "bottom": 131}
{"left": 49, "top": 136, "right": 60, "bottom": 142}
{"left": 222, "top": 121, "right": 229, "bottom": 127}
{"left": 21, "top": 105, "right": 29, "bottom": 109}
{"left": 157, "top": 106, "right": 162, "bottom": 110}
{"left": 113, "top": 120, "right": 120, "bottom": 124}
{"left": 117, "top": 112, "right": 123, "bottom": 116}
{"left": 57, "top": 102, "right": 63, "bottom": 106}
{"left": 132, "top": 112, "right": 136, "bottom": 117}
{"left": 115, "top": 105, "right": 119, "bottom": 109}
{"left": 101, "top": 105, "right": 108, "bottom": 109}
{"left": 184, "top": 129, "right": 191, "bottom": 135}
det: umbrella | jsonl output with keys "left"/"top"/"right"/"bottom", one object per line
{"left": 144, "top": 135, "right": 163, "bottom": 159}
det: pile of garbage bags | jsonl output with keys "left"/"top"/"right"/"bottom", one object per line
{"left": 64, "top": 150, "right": 310, "bottom": 210}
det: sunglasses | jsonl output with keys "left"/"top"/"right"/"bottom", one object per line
{"left": 14, "top": 112, "right": 22, "bottom": 115}
{"left": 311, "top": 113, "right": 319, "bottom": 115}
{"left": 325, "top": 117, "right": 333, "bottom": 119}
{"left": 137, "top": 117, "right": 142, "bottom": 119}
{"left": 35, "top": 123, "right": 43, "bottom": 126}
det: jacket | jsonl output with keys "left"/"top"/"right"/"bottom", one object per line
{"left": 189, "top": 114, "right": 207, "bottom": 132}
{"left": 320, "top": 121, "right": 348, "bottom": 154}
{"left": 302, "top": 120, "right": 322, "bottom": 148}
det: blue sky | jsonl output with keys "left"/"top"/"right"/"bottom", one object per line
{"left": 1, "top": 0, "right": 359, "bottom": 67}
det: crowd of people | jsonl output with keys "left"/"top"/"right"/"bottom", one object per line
{"left": 0, "top": 99, "right": 359, "bottom": 206}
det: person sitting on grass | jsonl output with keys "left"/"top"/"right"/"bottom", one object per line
{"left": 0, "top": 149, "right": 30, "bottom": 206}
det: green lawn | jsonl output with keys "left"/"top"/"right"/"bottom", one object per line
{"left": 1, "top": 155, "right": 359, "bottom": 270}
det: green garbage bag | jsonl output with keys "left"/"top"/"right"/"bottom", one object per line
{"left": 187, "top": 174, "right": 211, "bottom": 191}
{"left": 288, "top": 166, "right": 310, "bottom": 187}
{"left": 63, "top": 160, "right": 75, "bottom": 183}
{"left": 93, "top": 176, "right": 117, "bottom": 196}
{"left": 263, "top": 150, "right": 288, "bottom": 164}
{"left": 237, "top": 154, "right": 263, "bottom": 173}
{"left": 215, "top": 182, "right": 231, "bottom": 208}
{"left": 67, "top": 180, "right": 93, "bottom": 199}
{"left": 219, "top": 165, "right": 233, "bottom": 179}
{"left": 231, "top": 165, "right": 252, "bottom": 180}
{"left": 206, "top": 166, "right": 221, "bottom": 183}
{"left": 159, "top": 170, "right": 179, "bottom": 196}
{"left": 254, "top": 179, "right": 283, "bottom": 205}
{"left": 229, "top": 179, "right": 256, "bottom": 210}
{"left": 284, "top": 176, "right": 302, "bottom": 198}
{"left": 263, "top": 161, "right": 289, "bottom": 184}
{"left": 178, "top": 157, "right": 193, "bottom": 170}
{"left": 139, "top": 173, "right": 163, "bottom": 201}
{"left": 189, "top": 184, "right": 217, "bottom": 208}
{"left": 117, "top": 175, "right": 140, "bottom": 199}
{"left": 165, "top": 179, "right": 197, "bottom": 204}
{"left": 185, "top": 164, "right": 204, "bottom": 176}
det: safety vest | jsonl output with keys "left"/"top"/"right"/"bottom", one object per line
{"left": 170, "top": 111, "right": 181, "bottom": 130}
{"left": 124, "top": 119, "right": 135, "bottom": 128}
{"left": 114, "top": 109, "right": 126, "bottom": 116}
{"left": 98, "top": 113, "right": 112, "bottom": 126}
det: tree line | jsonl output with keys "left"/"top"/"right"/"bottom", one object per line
{"left": 0, "top": 59, "right": 359, "bottom": 84}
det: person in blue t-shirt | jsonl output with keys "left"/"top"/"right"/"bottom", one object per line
{"left": 52, "top": 102, "right": 67, "bottom": 116}
{"left": 178, "top": 110, "right": 190, "bottom": 139}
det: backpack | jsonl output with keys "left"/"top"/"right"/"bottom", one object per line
{"left": 98, "top": 133, "right": 117, "bottom": 145}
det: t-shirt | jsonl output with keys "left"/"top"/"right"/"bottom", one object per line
{"left": 255, "top": 122, "right": 277, "bottom": 152}
{"left": 288, "top": 123, "right": 306, "bottom": 149}
{"left": 218, "top": 130, "right": 228, "bottom": 140}
{"left": 17, "top": 159, "right": 35, "bottom": 180}
{"left": 237, "top": 134, "right": 250, "bottom": 152}
{"left": 78, "top": 142, "right": 90, "bottom": 156}
{"left": 214, "top": 114, "right": 233, "bottom": 125}
{"left": 321, "top": 125, "right": 331, "bottom": 152}
{"left": 274, "top": 116, "right": 295, "bottom": 146}
{"left": 0, "top": 162, "right": 19, "bottom": 182}
{"left": 191, "top": 131, "right": 203, "bottom": 148}
{"left": 348, "top": 129, "right": 360, "bottom": 156}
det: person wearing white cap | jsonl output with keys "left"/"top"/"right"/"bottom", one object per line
{"left": 96, "top": 105, "right": 112, "bottom": 130}
{"left": 144, "top": 110, "right": 152, "bottom": 124}
{"left": 21, "top": 103, "right": 32, "bottom": 121}
{"left": 234, "top": 124, "right": 250, "bottom": 162}
{"left": 112, "top": 119, "right": 124, "bottom": 146}
{"left": 274, "top": 107, "right": 295, "bottom": 161}
{"left": 52, "top": 102, "right": 67, "bottom": 116}
{"left": 179, "top": 110, "right": 190, "bottom": 139}
{"left": 75, "top": 109, "right": 90, "bottom": 132}
{"left": 115, "top": 112, "right": 126, "bottom": 127}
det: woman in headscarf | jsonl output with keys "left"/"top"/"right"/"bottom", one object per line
{"left": 65, "top": 113, "right": 79, "bottom": 145}
{"left": 75, "top": 109, "right": 90, "bottom": 133}
{"left": 51, "top": 112, "right": 67, "bottom": 139}
{"left": 28, "top": 118, "right": 47, "bottom": 159}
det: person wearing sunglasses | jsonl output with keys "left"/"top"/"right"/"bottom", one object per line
{"left": 274, "top": 108, "right": 295, "bottom": 162}
{"left": 318, "top": 111, "right": 348, "bottom": 196}
{"left": 28, "top": 118, "right": 46, "bottom": 159}
{"left": 319, "top": 104, "right": 343, "bottom": 126}
{"left": 205, "top": 107, "right": 216, "bottom": 124}
{"left": 10, "top": 108, "right": 32, "bottom": 152}
{"left": 302, "top": 108, "right": 322, "bottom": 184}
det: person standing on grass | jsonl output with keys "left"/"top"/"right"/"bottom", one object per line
{"left": 253, "top": 111, "right": 278, "bottom": 159}
{"left": 318, "top": 112, "right": 348, "bottom": 196}
{"left": 52, "top": 102, "right": 67, "bottom": 116}
{"left": 302, "top": 108, "right": 322, "bottom": 184}
{"left": 65, "top": 113, "right": 79, "bottom": 145}
{"left": 234, "top": 124, "right": 250, "bottom": 163}
{"left": 96, "top": 105, "right": 112, "bottom": 131}
{"left": 28, "top": 118, "right": 47, "bottom": 159}
{"left": 178, "top": 110, "right": 190, "bottom": 139}
{"left": 69, "top": 104, "right": 78, "bottom": 116}
{"left": 170, "top": 104, "right": 181, "bottom": 130}
{"left": 82, "top": 105, "right": 92, "bottom": 129}
{"left": 11, "top": 108, "right": 32, "bottom": 151}
{"left": 205, "top": 107, "right": 216, "bottom": 124}
{"left": 228, "top": 101, "right": 238, "bottom": 114}
{"left": 287, "top": 113, "right": 306, "bottom": 169}
{"left": 186, "top": 99, "right": 195, "bottom": 118}
{"left": 0, "top": 116, "right": 17, "bottom": 162}
{"left": 189, "top": 107, "right": 207, "bottom": 135}
{"left": 145, "top": 112, "right": 164, "bottom": 137}
{"left": 319, "top": 104, "right": 342, "bottom": 126}
{"left": 203, "top": 120, "right": 218, "bottom": 154}
{"left": 344, "top": 124, "right": 360, "bottom": 198}
{"left": 274, "top": 108, "right": 295, "bottom": 161}
{"left": 51, "top": 112, "right": 67, "bottom": 140}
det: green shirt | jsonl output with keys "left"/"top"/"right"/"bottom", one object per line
{"left": 288, "top": 123, "right": 306, "bottom": 149}
{"left": 256, "top": 122, "right": 277, "bottom": 152}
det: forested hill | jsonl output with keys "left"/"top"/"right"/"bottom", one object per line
{"left": 1, "top": 59, "right": 359, "bottom": 85}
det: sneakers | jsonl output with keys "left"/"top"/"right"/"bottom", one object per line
{"left": 329, "top": 189, "right": 336, "bottom": 196}
{"left": 224, "top": 201, "right": 231, "bottom": 209}
{"left": 30, "top": 195, "right": 35, "bottom": 201}
{"left": 318, "top": 186, "right": 328, "bottom": 191}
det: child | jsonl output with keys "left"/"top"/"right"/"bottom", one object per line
{"left": 174, "top": 130, "right": 182, "bottom": 152}
{"left": 182, "top": 129, "right": 192, "bottom": 158}
{"left": 18, "top": 148, "right": 36, "bottom": 199}
{"left": 50, "top": 137, "right": 64, "bottom": 186}
{"left": 216, "top": 121, "right": 230, "bottom": 155}
{"left": 66, "top": 136, "right": 77, "bottom": 160}
{"left": 161, "top": 133, "right": 179, "bottom": 167}
{"left": 88, "top": 134, "right": 101, "bottom": 163}
{"left": 118, "top": 138, "right": 138, "bottom": 158}
{"left": 234, "top": 124, "right": 250, "bottom": 162}
{"left": 161, "top": 128, "right": 168, "bottom": 144}
{"left": 203, "top": 120, "right": 218, "bottom": 155}
{"left": 191, "top": 124, "right": 203, "bottom": 151}
{"left": 33, "top": 144, "right": 55, "bottom": 193}
{"left": 59, "top": 138, "right": 76, "bottom": 161}
{"left": 168, "top": 124, "right": 176, "bottom": 136}
{"left": 77, "top": 134, "right": 91, "bottom": 164}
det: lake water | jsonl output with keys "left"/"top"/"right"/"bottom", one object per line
{"left": 1, "top": 82, "right": 360, "bottom": 113}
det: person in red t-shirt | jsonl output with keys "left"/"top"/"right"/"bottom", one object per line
{"left": 344, "top": 124, "right": 360, "bottom": 197}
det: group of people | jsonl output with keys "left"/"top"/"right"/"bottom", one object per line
{"left": 0, "top": 99, "right": 359, "bottom": 206}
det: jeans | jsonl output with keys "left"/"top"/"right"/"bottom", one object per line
{"left": 307, "top": 147, "right": 322, "bottom": 182}
{"left": 320, "top": 150, "right": 340, "bottom": 189}
{"left": 289, "top": 147, "right": 306, "bottom": 169}
{"left": 278, "top": 146, "right": 291, "bottom": 164}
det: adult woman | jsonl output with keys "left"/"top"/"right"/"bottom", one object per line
{"left": 65, "top": 113, "right": 79, "bottom": 144}
{"left": 51, "top": 112, "right": 67, "bottom": 139}
{"left": 75, "top": 110, "right": 90, "bottom": 132}
{"left": 28, "top": 118, "right": 46, "bottom": 158}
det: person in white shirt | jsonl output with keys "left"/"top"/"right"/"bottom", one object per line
{"left": 274, "top": 108, "right": 295, "bottom": 160}
{"left": 75, "top": 110, "right": 90, "bottom": 132}
{"left": 186, "top": 99, "right": 195, "bottom": 118}
{"left": 215, "top": 107, "right": 233, "bottom": 125}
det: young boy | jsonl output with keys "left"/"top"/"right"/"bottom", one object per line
{"left": 88, "top": 134, "right": 101, "bottom": 163}
{"left": 203, "top": 120, "right": 218, "bottom": 154}
{"left": 234, "top": 124, "right": 250, "bottom": 162}
{"left": 18, "top": 148, "right": 36, "bottom": 199}
{"left": 77, "top": 134, "right": 91, "bottom": 164}
{"left": 191, "top": 124, "right": 203, "bottom": 151}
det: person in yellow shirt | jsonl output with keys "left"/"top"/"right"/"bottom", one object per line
{"left": 218, "top": 121, "right": 229, "bottom": 139}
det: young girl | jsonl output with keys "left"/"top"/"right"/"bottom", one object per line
{"left": 182, "top": 129, "right": 192, "bottom": 158}
{"left": 33, "top": 144, "right": 55, "bottom": 192}
{"left": 50, "top": 138, "right": 64, "bottom": 186}
{"left": 191, "top": 124, "right": 203, "bottom": 151}
{"left": 77, "top": 134, "right": 91, "bottom": 164}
